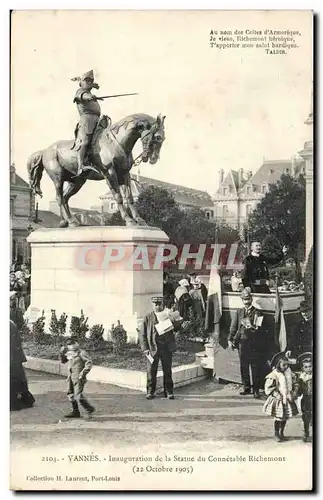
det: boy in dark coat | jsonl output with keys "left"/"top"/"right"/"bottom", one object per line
{"left": 59, "top": 337, "right": 95, "bottom": 419}
{"left": 295, "top": 352, "right": 313, "bottom": 442}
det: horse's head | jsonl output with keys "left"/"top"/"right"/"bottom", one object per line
{"left": 138, "top": 114, "right": 166, "bottom": 164}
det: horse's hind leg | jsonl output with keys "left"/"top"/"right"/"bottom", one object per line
{"left": 108, "top": 168, "right": 137, "bottom": 227}
{"left": 62, "top": 179, "right": 87, "bottom": 226}
{"left": 52, "top": 176, "right": 78, "bottom": 227}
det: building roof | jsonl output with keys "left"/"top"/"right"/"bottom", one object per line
{"left": 70, "top": 207, "right": 102, "bottom": 225}
{"left": 215, "top": 158, "right": 305, "bottom": 197}
{"left": 245, "top": 159, "right": 304, "bottom": 189}
{"left": 100, "top": 175, "right": 213, "bottom": 208}
{"left": 10, "top": 173, "right": 30, "bottom": 190}
{"left": 215, "top": 170, "right": 239, "bottom": 195}
{"left": 36, "top": 210, "right": 62, "bottom": 228}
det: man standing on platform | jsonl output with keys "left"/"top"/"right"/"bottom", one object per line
{"left": 242, "top": 241, "right": 288, "bottom": 294}
{"left": 139, "top": 296, "right": 183, "bottom": 400}
{"left": 228, "top": 288, "right": 267, "bottom": 398}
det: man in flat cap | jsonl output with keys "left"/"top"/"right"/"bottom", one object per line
{"left": 139, "top": 296, "right": 184, "bottom": 400}
{"left": 228, "top": 287, "right": 268, "bottom": 398}
{"left": 72, "top": 70, "right": 103, "bottom": 176}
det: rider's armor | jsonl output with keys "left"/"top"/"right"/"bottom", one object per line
{"left": 72, "top": 70, "right": 101, "bottom": 176}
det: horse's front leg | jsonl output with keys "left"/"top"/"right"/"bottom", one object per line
{"left": 124, "top": 172, "right": 148, "bottom": 226}
{"left": 51, "top": 175, "right": 79, "bottom": 228}
{"left": 106, "top": 169, "right": 137, "bottom": 227}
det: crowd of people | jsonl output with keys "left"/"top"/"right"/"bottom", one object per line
{"left": 10, "top": 262, "right": 31, "bottom": 313}
{"left": 163, "top": 272, "right": 208, "bottom": 322}
{"left": 9, "top": 241, "right": 312, "bottom": 443}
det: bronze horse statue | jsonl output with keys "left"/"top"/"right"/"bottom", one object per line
{"left": 27, "top": 113, "right": 166, "bottom": 227}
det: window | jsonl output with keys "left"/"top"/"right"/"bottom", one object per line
{"left": 10, "top": 198, "right": 14, "bottom": 215}
{"left": 261, "top": 184, "right": 267, "bottom": 194}
{"left": 223, "top": 205, "right": 228, "bottom": 218}
{"left": 223, "top": 187, "right": 227, "bottom": 196}
{"left": 246, "top": 186, "right": 251, "bottom": 195}
{"left": 110, "top": 202, "right": 116, "bottom": 210}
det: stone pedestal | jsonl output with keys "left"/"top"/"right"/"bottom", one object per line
{"left": 27, "top": 226, "right": 169, "bottom": 342}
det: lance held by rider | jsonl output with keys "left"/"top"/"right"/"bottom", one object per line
{"left": 71, "top": 70, "right": 138, "bottom": 177}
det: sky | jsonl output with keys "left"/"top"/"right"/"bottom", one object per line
{"left": 11, "top": 10, "right": 312, "bottom": 210}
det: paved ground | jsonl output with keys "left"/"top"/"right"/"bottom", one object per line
{"left": 11, "top": 369, "right": 312, "bottom": 447}
{"left": 10, "top": 370, "right": 313, "bottom": 491}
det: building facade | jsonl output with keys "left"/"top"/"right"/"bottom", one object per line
{"left": 213, "top": 157, "right": 306, "bottom": 232}
{"left": 99, "top": 173, "right": 214, "bottom": 218}
{"left": 10, "top": 164, "right": 61, "bottom": 264}
{"left": 298, "top": 88, "right": 313, "bottom": 259}
{"left": 10, "top": 164, "right": 36, "bottom": 263}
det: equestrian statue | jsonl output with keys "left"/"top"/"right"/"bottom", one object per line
{"left": 27, "top": 70, "right": 166, "bottom": 228}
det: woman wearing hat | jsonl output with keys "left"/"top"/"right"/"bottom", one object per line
{"left": 189, "top": 277, "right": 206, "bottom": 321}
{"left": 10, "top": 290, "right": 24, "bottom": 327}
{"left": 263, "top": 352, "right": 298, "bottom": 442}
{"left": 10, "top": 319, "right": 35, "bottom": 411}
{"left": 174, "top": 279, "right": 193, "bottom": 320}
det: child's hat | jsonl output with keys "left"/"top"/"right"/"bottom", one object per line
{"left": 270, "top": 351, "right": 288, "bottom": 369}
{"left": 297, "top": 352, "right": 312, "bottom": 365}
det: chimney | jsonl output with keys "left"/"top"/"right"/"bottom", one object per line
{"left": 238, "top": 168, "right": 244, "bottom": 186}
{"left": 10, "top": 163, "right": 16, "bottom": 184}
{"left": 291, "top": 155, "right": 297, "bottom": 176}
{"left": 219, "top": 168, "right": 224, "bottom": 187}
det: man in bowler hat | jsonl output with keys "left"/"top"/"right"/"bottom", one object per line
{"left": 228, "top": 288, "right": 267, "bottom": 398}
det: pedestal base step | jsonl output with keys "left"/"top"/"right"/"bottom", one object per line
{"left": 201, "top": 356, "right": 214, "bottom": 370}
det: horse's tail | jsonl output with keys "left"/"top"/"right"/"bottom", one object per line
{"left": 27, "top": 151, "right": 44, "bottom": 198}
